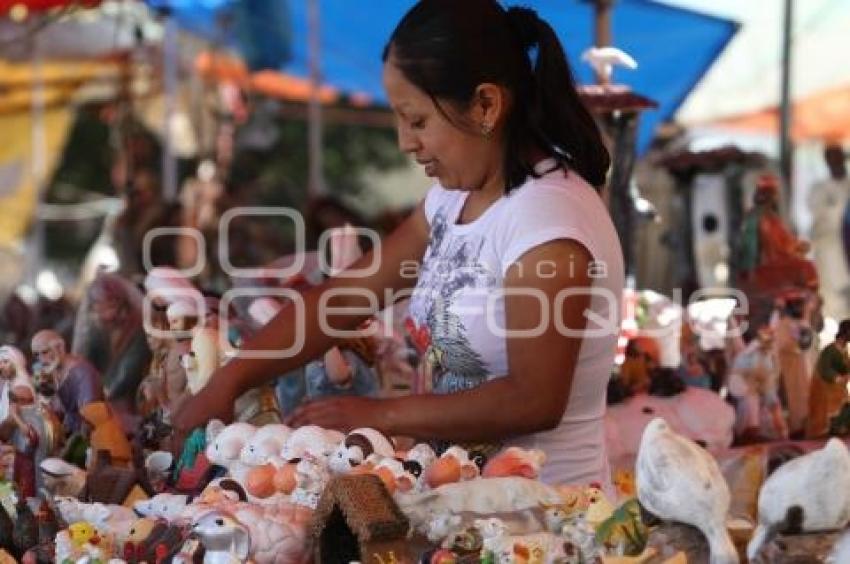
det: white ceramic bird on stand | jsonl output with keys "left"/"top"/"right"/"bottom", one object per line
{"left": 636, "top": 418, "right": 738, "bottom": 564}
{"left": 747, "top": 438, "right": 850, "bottom": 560}
{"left": 581, "top": 46, "right": 638, "bottom": 85}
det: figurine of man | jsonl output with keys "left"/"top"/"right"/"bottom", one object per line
{"left": 809, "top": 143, "right": 850, "bottom": 320}
{"left": 30, "top": 330, "right": 104, "bottom": 436}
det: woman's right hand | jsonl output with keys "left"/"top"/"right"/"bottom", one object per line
{"left": 170, "top": 373, "right": 237, "bottom": 451}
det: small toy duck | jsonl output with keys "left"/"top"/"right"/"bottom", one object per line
{"left": 68, "top": 521, "right": 100, "bottom": 548}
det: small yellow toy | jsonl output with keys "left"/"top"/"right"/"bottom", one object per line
{"left": 68, "top": 521, "right": 99, "bottom": 548}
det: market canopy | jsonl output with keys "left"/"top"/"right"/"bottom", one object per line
{"left": 143, "top": 0, "right": 737, "bottom": 152}
{"left": 672, "top": 0, "right": 850, "bottom": 127}
{"left": 710, "top": 83, "right": 850, "bottom": 143}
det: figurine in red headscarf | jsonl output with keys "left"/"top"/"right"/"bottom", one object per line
{"left": 737, "top": 173, "right": 818, "bottom": 289}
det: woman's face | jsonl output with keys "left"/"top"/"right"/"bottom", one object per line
{"left": 382, "top": 61, "right": 499, "bottom": 192}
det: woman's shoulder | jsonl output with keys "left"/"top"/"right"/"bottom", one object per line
{"left": 508, "top": 168, "right": 601, "bottom": 208}
{"left": 501, "top": 169, "right": 612, "bottom": 236}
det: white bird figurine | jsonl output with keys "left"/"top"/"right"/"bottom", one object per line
{"left": 747, "top": 438, "right": 850, "bottom": 560}
{"left": 581, "top": 46, "right": 638, "bottom": 84}
{"left": 636, "top": 418, "right": 738, "bottom": 564}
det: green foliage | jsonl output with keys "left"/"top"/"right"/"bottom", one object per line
{"left": 236, "top": 102, "right": 405, "bottom": 210}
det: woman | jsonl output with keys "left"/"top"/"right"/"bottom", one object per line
{"left": 174, "top": 0, "right": 623, "bottom": 488}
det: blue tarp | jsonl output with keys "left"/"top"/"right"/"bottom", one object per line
{"left": 146, "top": 0, "right": 737, "bottom": 152}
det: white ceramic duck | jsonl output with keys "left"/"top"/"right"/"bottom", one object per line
{"left": 747, "top": 438, "right": 850, "bottom": 560}
{"left": 636, "top": 418, "right": 738, "bottom": 564}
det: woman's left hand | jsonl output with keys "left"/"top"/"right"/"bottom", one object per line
{"left": 285, "top": 396, "right": 386, "bottom": 433}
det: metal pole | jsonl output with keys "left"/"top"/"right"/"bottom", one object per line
{"left": 162, "top": 13, "right": 179, "bottom": 202}
{"left": 307, "top": 0, "right": 325, "bottom": 200}
{"left": 594, "top": 0, "right": 613, "bottom": 48}
{"left": 779, "top": 0, "right": 794, "bottom": 209}
{"left": 28, "top": 28, "right": 46, "bottom": 287}
{"left": 593, "top": 0, "right": 613, "bottom": 83}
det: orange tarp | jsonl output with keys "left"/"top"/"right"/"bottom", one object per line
{"left": 195, "top": 51, "right": 343, "bottom": 105}
{"left": 712, "top": 84, "right": 850, "bottom": 143}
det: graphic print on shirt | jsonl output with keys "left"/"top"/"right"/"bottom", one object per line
{"left": 406, "top": 205, "right": 496, "bottom": 394}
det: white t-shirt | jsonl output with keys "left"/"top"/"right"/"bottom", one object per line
{"left": 406, "top": 161, "right": 624, "bottom": 487}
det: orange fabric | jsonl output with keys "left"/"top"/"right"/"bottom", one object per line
{"left": 758, "top": 213, "right": 803, "bottom": 264}
{"left": 712, "top": 84, "right": 850, "bottom": 143}
{"left": 194, "top": 51, "right": 342, "bottom": 104}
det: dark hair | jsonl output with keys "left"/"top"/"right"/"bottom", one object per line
{"left": 383, "top": 0, "right": 610, "bottom": 191}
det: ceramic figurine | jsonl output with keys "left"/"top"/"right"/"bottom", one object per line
{"left": 559, "top": 515, "right": 606, "bottom": 563}
{"left": 474, "top": 518, "right": 568, "bottom": 564}
{"left": 205, "top": 421, "right": 257, "bottom": 483}
{"left": 422, "top": 446, "right": 480, "bottom": 489}
{"left": 76, "top": 273, "right": 154, "bottom": 424}
{"left": 595, "top": 499, "right": 648, "bottom": 556}
{"left": 240, "top": 425, "right": 291, "bottom": 467}
{"left": 482, "top": 447, "right": 546, "bottom": 480}
{"left": 191, "top": 504, "right": 312, "bottom": 564}
{"left": 187, "top": 325, "right": 224, "bottom": 396}
{"left": 327, "top": 427, "right": 395, "bottom": 474}
{"left": 737, "top": 174, "right": 816, "bottom": 285}
{"left": 747, "top": 437, "right": 850, "bottom": 559}
{"left": 133, "top": 493, "right": 190, "bottom": 524}
{"left": 55, "top": 523, "right": 114, "bottom": 563}
{"left": 369, "top": 456, "right": 417, "bottom": 495}
{"left": 79, "top": 402, "right": 132, "bottom": 469}
{"left": 68, "top": 522, "right": 99, "bottom": 549}
{"left": 636, "top": 418, "right": 738, "bottom": 564}
{"left": 584, "top": 484, "right": 616, "bottom": 530}
{"left": 12, "top": 495, "right": 37, "bottom": 558}
{"left": 30, "top": 330, "right": 104, "bottom": 438}
{"left": 192, "top": 510, "right": 251, "bottom": 564}
{"left": 279, "top": 425, "right": 343, "bottom": 462}
{"left": 289, "top": 447, "right": 331, "bottom": 509}
{"left": 397, "top": 477, "right": 563, "bottom": 541}
{"left": 21, "top": 498, "right": 60, "bottom": 564}
{"left": 55, "top": 497, "right": 135, "bottom": 536}
{"left": 39, "top": 458, "right": 87, "bottom": 497}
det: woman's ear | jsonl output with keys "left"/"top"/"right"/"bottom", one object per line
{"left": 472, "top": 83, "right": 507, "bottom": 134}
